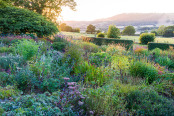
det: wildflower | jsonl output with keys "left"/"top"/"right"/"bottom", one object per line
{"left": 78, "top": 101, "right": 84, "bottom": 106}
{"left": 90, "top": 111, "right": 94, "bottom": 115}
{"left": 63, "top": 77, "right": 70, "bottom": 80}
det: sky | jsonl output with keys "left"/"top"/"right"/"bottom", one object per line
{"left": 60, "top": 0, "right": 174, "bottom": 21}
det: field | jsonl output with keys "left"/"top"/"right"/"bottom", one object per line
{"left": 62, "top": 32, "right": 174, "bottom": 44}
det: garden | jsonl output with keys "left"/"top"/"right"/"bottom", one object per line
{"left": 0, "top": 1, "right": 174, "bottom": 116}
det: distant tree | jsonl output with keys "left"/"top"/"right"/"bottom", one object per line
{"left": 86, "top": 24, "right": 96, "bottom": 34}
{"left": 163, "top": 26, "right": 174, "bottom": 37}
{"left": 122, "top": 26, "right": 135, "bottom": 35}
{"left": 151, "top": 30, "right": 158, "bottom": 36}
{"left": 72, "top": 28, "right": 80, "bottom": 33}
{"left": 10, "top": 0, "right": 77, "bottom": 23}
{"left": 157, "top": 25, "right": 166, "bottom": 36}
{"left": 96, "top": 30, "right": 102, "bottom": 34}
{"left": 59, "top": 23, "right": 67, "bottom": 31}
{"left": 64, "top": 26, "right": 73, "bottom": 32}
{"left": 107, "top": 25, "right": 120, "bottom": 38}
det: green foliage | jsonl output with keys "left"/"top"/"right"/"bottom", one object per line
{"left": 151, "top": 30, "right": 158, "bottom": 36}
{"left": 74, "top": 61, "right": 109, "bottom": 86}
{"left": 0, "top": 47, "right": 14, "bottom": 53}
{"left": 148, "top": 42, "right": 174, "bottom": 50}
{"left": 63, "top": 44, "right": 83, "bottom": 65}
{"left": 0, "top": 54, "right": 25, "bottom": 70}
{"left": 52, "top": 42, "right": 66, "bottom": 51}
{"left": 97, "top": 32, "right": 105, "bottom": 37}
{"left": 82, "top": 37, "right": 133, "bottom": 50}
{"left": 0, "top": 93, "right": 73, "bottom": 115}
{"left": 139, "top": 33, "right": 155, "bottom": 45}
{"left": 0, "top": 72, "right": 14, "bottom": 86}
{"left": 80, "top": 42, "right": 100, "bottom": 53}
{"left": 122, "top": 26, "right": 135, "bottom": 36}
{"left": 15, "top": 39, "right": 39, "bottom": 60}
{"left": 163, "top": 26, "right": 174, "bottom": 37}
{"left": 107, "top": 25, "right": 120, "bottom": 38}
{"left": 130, "top": 61, "right": 158, "bottom": 84}
{"left": 155, "top": 56, "right": 173, "bottom": 67}
{"left": 157, "top": 25, "right": 165, "bottom": 36}
{"left": 0, "top": 6, "right": 58, "bottom": 37}
{"left": 86, "top": 24, "right": 96, "bottom": 34}
{"left": 0, "top": 85, "right": 20, "bottom": 99}
{"left": 89, "top": 52, "right": 111, "bottom": 66}
{"left": 126, "top": 89, "right": 174, "bottom": 116}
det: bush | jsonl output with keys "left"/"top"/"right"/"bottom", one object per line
{"left": 0, "top": 55, "right": 25, "bottom": 71}
{"left": 130, "top": 61, "right": 158, "bottom": 84}
{"left": 0, "top": 72, "right": 14, "bottom": 86}
{"left": 89, "top": 52, "right": 111, "bottom": 66}
{"left": 53, "top": 34, "right": 66, "bottom": 42}
{"left": 148, "top": 42, "right": 174, "bottom": 50}
{"left": 0, "top": 86, "right": 20, "bottom": 99}
{"left": 80, "top": 42, "right": 100, "bottom": 53}
{"left": 63, "top": 44, "right": 83, "bottom": 65}
{"left": 107, "top": 25, "right": 120, "bottom": 38}
{"left": 82, "top": 37, "right": 133, "bottom": 50}
{"left": 0, "top": 47, "right": 14, "bottom": 53}
{"left": 15, "top": 39, "right": 39, "bottom": 60}
{"left": 126, "top": 89, "right": 174, "bottom": 116}
{"left": 155, "top": 56, "right": 173, "bottom": 67}
{"left": 97, "top": 32, "right": 105, "bottom": 37}
{"left": 0, "top": 6, "right": 58, "bottom": 37}
{"left": 52, "top": 42, "right": 66, "bottom": 51}
{"left": 74, "top": 61, "right": 109, "bottom": 86}
{"left": 139, "top": 33, "right": 155, "bottom": 45}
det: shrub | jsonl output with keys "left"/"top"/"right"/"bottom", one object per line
{"left": 155, "top": 56, "right": 173, "bottom": 67}
{"left": 126, "top": 89, "right": 174, "bottom": 116}
{"left": 0, "top": 72, "right": 13, "bottom": 86}
{"left": 74, "top": 61, "right": 109, "bottom": 86}
{"left": 0, "top": 55, "right": 25, "bottom": 71}
{"left": 52, "top": 42, "right": 66, "bottom": 51}
{"left": 148, "top": 42, "right": 174, "bottom": 50}
{"left": 0, "top": 47, "right": 14, "bottom": 53}
{"left": 139, "top": 33, "right": 155, "bottom": 45}
{"left": 80, "top": 42, "right": 100, "bottom": 53}
{"left": 106, "top": 44, "right": 126, "bottom": 55}
{"left": 53, "top": 34, "right": 66, "bottom": 42}
{"left": 82, "top": 37, "right": 133, "bottom": 50}
{"left": 107, "top": 25, "right": 120, "bottom": 38}
{"left": 63, "top": 44, "right": 83, "bottom": 65}
{"left": 0, "top": 6, "right": 58, "bottom": 37}
{"left": 130, "top": 61, "right": 158, "bottom": 84}
{"left": 15, "top": 39, "right": 39, "bottom": 60}
{"left": 89, "top": 52, "right": 111, "bottom": 66}
{"left": 0, "top": 86, "right": 20, "bottom": 99}
{"left": 97, "top": 32, "right": 105, "bottom": 37}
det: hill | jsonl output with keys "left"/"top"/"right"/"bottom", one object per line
{"left": 63, "top": 13, "right": 174, "bottom": 32}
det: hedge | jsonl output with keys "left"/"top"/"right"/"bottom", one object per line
{"left": 148, "top": 42, "right": 174, "bottom": 50}
{"left": 82, "top": 37, "right": 133, "bottom": 50}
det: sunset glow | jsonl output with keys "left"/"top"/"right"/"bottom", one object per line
{"left": 60, "top": 0, "right": 174, "bottom": 21}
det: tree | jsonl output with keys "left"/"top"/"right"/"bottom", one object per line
{"left": 59, "top": 23, "right": 67, "bottom": 31}
{"left": 151, "top": 30, "right": 158, "bottom": 36}
{"left": 86, "top": 24, "right": 96, "bottom": 34}
{"left": 157, "top": 25, "right": 165, "bottom": 36}
{"left": 0, "top": 6, "right": 58, "bottom": 37}
{"left": 163, "top": 26, "right": 174, "bottom": 37}
{"left": 139, "top": 33, "right": 155, "bottom": 45}
{"left": 10, "top": 0, "right": 77, "bottom": 23}
{"left": 107, "top": 25, "right": 120, "bottom": 38}
{"left": 122, "top": 26, "right": 135, "bottom": 35}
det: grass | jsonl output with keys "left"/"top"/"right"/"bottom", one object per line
{"left": 121, "top": 36, "right": 174, "bottom": 44}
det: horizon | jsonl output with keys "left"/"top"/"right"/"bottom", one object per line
{"left": 60, "top": 0, "right": 174, "bottom": 21}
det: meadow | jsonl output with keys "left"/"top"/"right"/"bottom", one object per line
{"left": 0, "top": 33, "right": 174, "bottom": 115}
